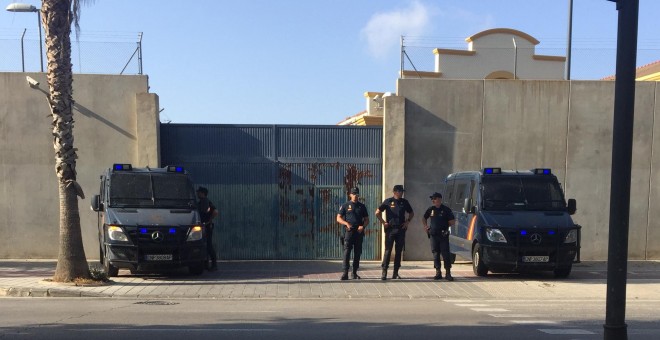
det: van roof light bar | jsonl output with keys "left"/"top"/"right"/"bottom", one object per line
{"left": 483, "top": 167, "right": 501, "bottom": 174}
{"left": 113, "top": 164, "right": 132, "bottom": 171}
{"left": 532, "top": 168, "right": 552, "bottom": 175}
{"left": 166, "top": 165, "right": 185, "bottom": 173}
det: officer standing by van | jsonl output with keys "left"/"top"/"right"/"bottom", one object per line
{"left": 423, "top": 192, "right": 455, "bottom": 281}
{"left": 337, "top": 187, "right": 369, "bottom": 280}
{"left": 197, "top": 187, "right": 219, "bottom": 271}
{"left": 375, "top": 184, "right": 414, "bottom": 280}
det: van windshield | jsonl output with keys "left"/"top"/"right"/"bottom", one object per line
{"left": 109, "top": 173, "right": 195, "bottom": 208}
{"left": 482, "top": 176, "right": 566, "bottom": 211}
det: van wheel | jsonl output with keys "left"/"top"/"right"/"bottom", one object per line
{"left": 103, "top": 255, "right": 119, "bottom": 277}
{"left": 189, "top": 262, "right": 205, "bottom": 276}
{"left": 472, "top": 244, "right": 489, "bottom": 277}
{"left": 554, "top": 264, "right": 572, "bottom": 278}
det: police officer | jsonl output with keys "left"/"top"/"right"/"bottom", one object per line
{"left": 423, "top": 192, "right": 456, "bottom": 281}
{"left": 375, "top": 184, "right": 414, "bottom": 280}
{"left": 337, "top": 187, "right": 369, "bottom": 280}
{"left": 197, "top": 187, "right": 219, "bottom": 271}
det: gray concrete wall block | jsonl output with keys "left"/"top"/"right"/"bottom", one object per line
{"left": 0, "top": 73, "right": 152, "bottom": 259}
{"left": 395, "top": 79, "right": 659, "bottom": 260}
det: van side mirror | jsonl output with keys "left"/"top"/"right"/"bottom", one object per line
{"left": 91, "top": 195, "right": 103, "bottom": 212}
{"left": 463, "top": 198, "right": 474, "bottom": 214}
{"left": 567, "top": 199, "right": 577, "bottom": 215}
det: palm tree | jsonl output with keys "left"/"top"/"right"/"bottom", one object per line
{"left": 42, "top": 0, "right": 91, "bottom": 282}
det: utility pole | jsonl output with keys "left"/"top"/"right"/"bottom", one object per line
{"left": 603, "top": 0, "right": 639, "bottom": 339}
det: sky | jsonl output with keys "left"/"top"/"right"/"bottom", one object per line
{"left": 2, "top": 0, "right": 660, "bottom": 125}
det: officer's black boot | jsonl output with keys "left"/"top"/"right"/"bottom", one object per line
{"left": 445, "top": 269, "right": 454, "bottom": 281}
{"left": 340, "top": 270, "right": 349, "bottom": 281}
{"left": 352, "top": 271, "right": 361, "bottom": 280}
{"left": 433, "top": 269, "right": 442, "bottom": 280}
{"left": 381, "top": 268, "right": 387, "bottom": 281}
{"left": 392, "top": 268, "right": 401, "bottom": 279}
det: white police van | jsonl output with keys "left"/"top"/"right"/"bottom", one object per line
{"left": 444, "top": 168, "right": 579, "bottom": 278}
{"left": 91, "top": 164, "right": 206, "bottom": 276}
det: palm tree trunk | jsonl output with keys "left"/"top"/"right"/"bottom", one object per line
{"left": 43, "top": 0, "right": 90, "bottom": 282}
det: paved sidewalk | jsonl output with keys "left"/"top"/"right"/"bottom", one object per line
{"left": 1, "top": 260, "right": 660, "bottom": 300}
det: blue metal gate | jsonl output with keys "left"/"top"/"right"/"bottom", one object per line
{"left": 160, "top": 124, "right": 382, "bottom": 260}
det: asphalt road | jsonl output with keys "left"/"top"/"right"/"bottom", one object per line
{"left": 1, "top": 298, "right": 659, "bottom": 340}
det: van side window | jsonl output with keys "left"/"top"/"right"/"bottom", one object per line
{"left": 453, "top": 180, "right": 468, "bottom": 211}
{"left": 444, "top": 179, "right": 455, "bottom": 205}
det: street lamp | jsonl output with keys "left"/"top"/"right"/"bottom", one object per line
{"left": 6, "top": 2, "right": 43, "bottom": 72}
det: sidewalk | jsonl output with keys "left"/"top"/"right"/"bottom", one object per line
{"left": 1, "top": 260, "right": 660, "bottom": 300}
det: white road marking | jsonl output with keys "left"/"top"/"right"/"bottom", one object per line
{"left": 538, "top": 329, "right": 595, "bottom": 335}
{"left": 471, "top": 308, "right": 509, "bottom": 312}
{"left": 456, "top": 304, "right": 489, "bottom": 307}
{"left": 512, "top": 320, "right": 557, "bottom": 324}
{"left": 489, "top": 314, "right": 535, "bottom": 318}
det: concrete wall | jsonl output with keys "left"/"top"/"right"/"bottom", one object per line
{"left": 0, "top": 72, "right": 160, "bottom": 259}
{"left": 390, "top": 78, "right": 659, "bottom": 261}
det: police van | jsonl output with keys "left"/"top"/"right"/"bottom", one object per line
{"left": 444, "top": 168, "right": 579, "bottom": 278}
{"left": 91, "top": 164, "right": 206, "bottom": 277}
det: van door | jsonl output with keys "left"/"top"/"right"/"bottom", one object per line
{"left": 452, "top": 178, "right": 469, "bottom": 238}
{"left": 449, "top": 177, "right": 473, "bottom": 259}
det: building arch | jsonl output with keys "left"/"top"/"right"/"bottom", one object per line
{"left": 485, "top": 70, "right": 516, "bottom": 80}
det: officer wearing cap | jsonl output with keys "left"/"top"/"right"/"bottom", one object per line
{"left": 375, "top": 184, "right": 414, "bottom": 280}
{"left": 197, "top": 186, "right": 219, "bottom": 271}
{"left": 423, "top": 192, "right": 455, "bottom": 281}
{"left": 337, "top": 187, "right": 370, "bottom": 280}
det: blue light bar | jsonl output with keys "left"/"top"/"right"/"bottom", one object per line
{"left": 533, "top": 168, "right": 551, "bottom": 175}
{"left": 484, "top": 167, "right": 501, "bottom": 174}
{"left": 169, "top": 228, "right": 176, "bottom": 234}
{"left": 166, "top": 165, "right": 184, "bottom": 173}
{"left": 520, "top": 230, "right": 527, "bottom": 235}
{"left": 113, "top": 163, "right": 132, "bottom": 171}
{"left": 139, "top": 228, "right": 147, "bottom": 234}
{"left": 548, "top": 230, "right": 556, "bottom": 235}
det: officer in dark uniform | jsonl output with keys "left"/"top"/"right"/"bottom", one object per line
{"left": 423, "top": 192, "right": 456, "bottom": 281}
{"left": 375, "top": 184, "right": 414, "bottom": 280}
{"left": 337, "top": 187, "right": 370, "bottom": 280}
{"left": 197, "top": 187, "right": 219, "bottom": 271}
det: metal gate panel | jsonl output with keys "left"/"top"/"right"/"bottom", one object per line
{"left": 161, "top": 124, "right": 382, "bottom": 260}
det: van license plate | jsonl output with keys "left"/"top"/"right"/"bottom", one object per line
{"left": 522, "top": 256, "right": 549, "bottom": 263}
{"left": 145, "top": 254, "right": 172, "bottom": 261}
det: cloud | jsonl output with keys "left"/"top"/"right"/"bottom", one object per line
{"left": 361, "top": 1, "right": 432, "bottom": 59}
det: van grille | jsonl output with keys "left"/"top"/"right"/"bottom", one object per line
{"left": 506, "top": 229, "right": 560, "bottom": 248}
{"left": 126, "top": 226, "right": 188, "bottom": 246}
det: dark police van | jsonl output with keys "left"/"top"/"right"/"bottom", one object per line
{"left": 91, "top": 164, "right": 206, "bottom": 277}
{"left": 444, "top": 168, "right": 579, "bottom": 278}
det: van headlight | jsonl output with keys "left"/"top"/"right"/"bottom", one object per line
{"left": 107, "top": 225, "right": 128, "bottom": 242}
{"left": 187, "top": 225, "right": 203, "bottom": 242}
{"left": 564, "top": 229, "right": 578, "bottom": 243}
{"left": 486, "top": 228, "right": 507, "bottom": 243}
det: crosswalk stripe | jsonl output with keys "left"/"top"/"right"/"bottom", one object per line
{"left": 456, "top": 304, "right": 489, "bottom": 307}
{"left": 512, "top": 320, "right": 557, "bottom": 324}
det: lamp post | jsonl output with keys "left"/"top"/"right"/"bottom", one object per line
{"left": 6, "top": 2, "right": 43, "bottom": 72}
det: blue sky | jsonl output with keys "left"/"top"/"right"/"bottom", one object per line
{"left": 2, "top": 0, "right": 660, "bottom": 125}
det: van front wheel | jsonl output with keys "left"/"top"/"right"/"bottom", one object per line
{"left": 103, "top": 251, "right": 119, "bottom": 277}
{"left": 472, "top": 244, "right": 489, "bottom": 277}
{"left": 554, "top": 264, "right": 572, "bottom": 278}
{"left": 189, "top": 262, "right": 205, "bottom": 276}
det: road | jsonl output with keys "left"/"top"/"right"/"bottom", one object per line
{"left": 1, "top": 298, "right": 659, "bottom": 339}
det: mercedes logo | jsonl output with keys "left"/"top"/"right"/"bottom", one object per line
{"left": 151, "top": 231, "right": 164, "bottom": 242}
{"left": 530, "top": 233, "right": 542, "bottom": 245}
